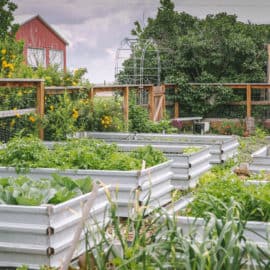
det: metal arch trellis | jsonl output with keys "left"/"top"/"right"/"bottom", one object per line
{"left": 115, "top": 38, "right": 140, "bottom": 85}
{"left": 139, "top": 39, "right": 161, "bottom": 88}
{"left": 115, "top": 38, "right": 161, "bottom": 105}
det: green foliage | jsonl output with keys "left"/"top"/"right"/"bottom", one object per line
{"left": 14, "top": 64, "right": 89, "bottom": 87}
{"left": 0, "top": 37, "right": 24, "bottom": 78}
{"left": 42, "top": 93, "right": 78, "bottom": 141}
{"left": 128, "top": 90, "right": 176, "bottom": 133}
{"left": 186, "top": 170, "right": 270, "bottom": 222}
{"left": 210, "top": 119, "right": 246, "bottom": 136}
{"left": 0, "top": 0, "right": 18, "bottom": 39}
{"left": 121, "top": 1, "right": 270, "bottom": 116}
{"left": 89, "top": 96, "right": 125, "bottom": 132}
{"left": 0, "top": 135, "right": 50, "bottom": 171}
{"left": 130, "top": 145, "right": 167, "bottom": 167}
{"left": 0, "top": 174, "right": 93, "bottom": 205}
{"left": 0, "top": 137, "right": 167, "bottom": 171}
{"left": 84, "top": 194, "right": 269, "bottom": 269}
{"left": 128, "top": 103, "right": 150, "bottom": 132}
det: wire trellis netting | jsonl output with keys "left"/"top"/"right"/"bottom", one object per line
{"left": 0, "top": 86, "right": 38, "bottom": 142}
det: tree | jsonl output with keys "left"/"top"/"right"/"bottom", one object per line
{"left": 0, "top": 0, "right": 19, "bottom": 40}
{"left": 121, "top": 0, "right": 270, "bottom": 117}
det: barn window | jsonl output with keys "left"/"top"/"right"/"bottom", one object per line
{"left": 27, "top": 48, "right": 46, "bottom": 67}
{"left": 49, "top": 49, "right": 64, "bottom": 70}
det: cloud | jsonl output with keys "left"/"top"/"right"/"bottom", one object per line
{"left": 13, "top": 0, "right": 270, "bottom": 83}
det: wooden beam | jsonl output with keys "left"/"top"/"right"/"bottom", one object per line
{"left": 246, "top": 84, "right": 252, "bottom": 118}
{"left": 0, "top": 108, "right": 36, "bottom": 119}
{"left": 230, "top": 100, "right": 270, "bottom": 105}
{"left": 90, "top": 87, "right": 95, "bottom": 100}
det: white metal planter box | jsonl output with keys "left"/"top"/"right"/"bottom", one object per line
{"left": 250, "top": 146, "right": 270, "bottom": 173}
{"left": 0, "top": 160, "right": 173, "bottom": 217}
{"left": 72, "top": 132, "right": 239, "bottom": 164}
{"left": 0, "top": 186, "right": 110, "bottom": 269}
{"left": 116, "top": 143, "right": 211, "bottom": 189}
{"left": 167, "top": 196, "right": 270, "bottom": 248}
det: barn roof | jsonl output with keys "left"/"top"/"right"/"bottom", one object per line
{"left": 15, "top": 14, "right": 69, "bottom": 45}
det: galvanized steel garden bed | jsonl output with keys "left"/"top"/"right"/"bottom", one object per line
{"left": 166, "top": 196, "right": 270, "bottom": 248}
{"left": 250, "top": 145, "right": 270, "bottom": 173}
{"left": 73, "top": 132, "right": 239, "bottom": 164}
{"left": 0, "top": 186, "right": 109, "bottom": 269}
{"left": 116, "top": 143, "right": 211, "bottom": 189}
{"left": 0, "top": 160, "right": 173, "bottom": 217}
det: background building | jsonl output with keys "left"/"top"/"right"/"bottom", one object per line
{"left": 15, "top": 14, "right": 68, "bottom": 70}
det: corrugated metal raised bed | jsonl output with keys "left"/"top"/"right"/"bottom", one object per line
{"left": 72, "top": 132, "right": 239, "bottom": 164}
{"left": 249, "top": 145, "right": 270, "bottom": 173}
{"left": 0, "top": 186, "right": 110, "bottom": 269}
{"left": 116, "top": 143, "right": 211, "bottom": 189}
{"left": 0, "top": 160, "right": 173, "bottom": 217}
{"left": 166, "top": 196, "right": 270, "bottom": 248}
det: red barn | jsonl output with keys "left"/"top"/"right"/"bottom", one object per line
{"left": 15, "top": 14, "right": 68, "bottom": 71}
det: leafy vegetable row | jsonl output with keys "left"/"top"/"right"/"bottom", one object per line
{"left": 0, "top": 136, "right": 167, "bottom": 172}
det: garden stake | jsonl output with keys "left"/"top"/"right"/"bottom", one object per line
{"left": 61, "top": 183, "right": 99, "bottom": 270}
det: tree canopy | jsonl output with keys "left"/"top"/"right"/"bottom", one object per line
{"left": 0, "top": 0, "right": 18, "bottom": 40}
{"left": 118, "top": 0, "right": 270, "bottom": 117}
{"left": 127, "top": 0, "right": 270, "bottom": 84}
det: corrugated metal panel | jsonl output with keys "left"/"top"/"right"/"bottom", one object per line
{"left": 117, "top": 143, "right": 211, "bottom": 190}
{"left": 250, "top": 146, "right": 270, "bottom": 172}
{"left": 0, "top": 186, "right": 110, "bottom": 269}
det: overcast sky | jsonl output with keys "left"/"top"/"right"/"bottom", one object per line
{"left": 13, "top": 0, "right": 270, "bottom": 84}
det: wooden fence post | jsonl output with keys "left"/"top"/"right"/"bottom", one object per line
{"left": 149, "top": 85, "right": 155, "bottom": 121}
{"left": 246, "top": 84, "right": 251, "bottom": 118}
{"left": 37, "top": 80, "right": 45, "bottom": 140}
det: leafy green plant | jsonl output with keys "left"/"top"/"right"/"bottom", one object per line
{"left": 89, "top": 97, "right": 125, "bottom": 132}
{"left": 0, "top": 137, "right": 168, "bottom": 171}
{"left": 0, "top": 174, "right": 93, "bottom": 206}
{"left": 42, "top": 93, "right": 79, "bottom": 141}
{"left": 129, "top": 145, "right": 167, "bottom": 168}
{"left": 0, "top": 135, "right": 50, "bottom": 172}
{"left": 185, "top": 176, "right": 270, "bottom": 222}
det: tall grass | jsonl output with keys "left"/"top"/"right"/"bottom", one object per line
{"left": 82, "top": 198, "right": 270, "bottom": 269}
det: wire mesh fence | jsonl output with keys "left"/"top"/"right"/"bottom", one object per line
{"left": 0, "top": 83, "right": 40, "bottom": 143}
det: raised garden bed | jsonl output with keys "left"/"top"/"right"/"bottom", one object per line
{"left": 0, "top": 177, "right": 109, "bottom": 269}
{"left": 0, "top": 162, "right": 173, "bottom": 217}
{"left": 116, "top": 143, "right": 211, "bottom": 189}
{"left": 166, "top": 177, "right": 270, "bottom": 248}
{"left": 250, "top": 145, "right": 270, "bottom": 173}
{"left": 0, "top": 137, "right": 174, "bottom": 217}
{"left": 72, "top": 132, "right": 239, "bottom": 164}
{"left": 167, "top": 196, "right": 270, "bottom": 248}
